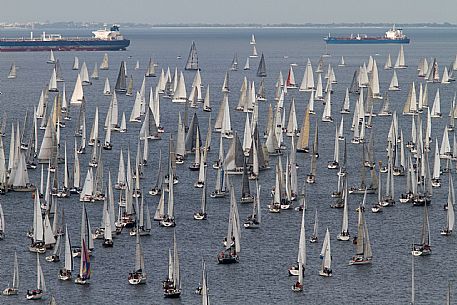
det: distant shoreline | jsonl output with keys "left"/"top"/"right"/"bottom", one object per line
{"left": 0, "top": 22, "right": 456, "bottom": 30}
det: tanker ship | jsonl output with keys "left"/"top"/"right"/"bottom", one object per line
{"left": 324, "top": 26, "right": 410, "bottom": 44}
{"left": 0, "top": 25, "right": 130, "bottom": 52}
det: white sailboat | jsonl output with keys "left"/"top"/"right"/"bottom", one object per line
{"left": 319, "top": 228, "right": 332, "bottom": 277}
{"left": 58, "top": 225, "right": 73, "bottom": 281}
{"left": 217, "top": 185, "right": 241, "bottom": 264}
{"left": 337, "top": 184, "right": 350, "bottom": 241}
{"left": 327, "top": 126, "right": 340, "bottom": 170}
{"left": 243, "top": 57, "right": 250, "bottom": 70}
{"left": 299, "top": 59, "right": 314, "bottom": 92}
{"left": 47, "top": 50, "right": 56, "bottom": 64}
{"left": 194, "top": 172, "right": 208, "bottom": 220}
{"left": 349, "top": 204, "right": 372, "bottom": 265}
{"left": 388, "top": 70, "right": 401, "bottom": 91}
{"left": 128, "top": 234, "right": 147, "bottom": 284}
{"left": 430, "top": 88, "right": 442, "bottom": 118}
{"left": 338, "top": 56, "right": 345, "bottom": 67}
{"left": 411, "top": 204, "right": 431, "bottom": 256}
{"left": 103, "top": 77, "right": 111, "bottom": 96}
{"left": 310, "top": 209, "right": 318, "bottom": 243}
{"left": 394, "top": 45, "right": 407, "bottom": 69}
{"left": 288, "top": 207, "right": 306, "bottom": 277}
{"left": 70, "top": 74, "right": 84, "bottom": 105}
{"left": 26, "top": 254, "right": 46, "bottom": 300}
{"left": 2, "top": 252, "right": 19, "bottom": 295}
{"left": 441, "top": 174, "right": 455, "bottom": 236}
{"left": 100, "top": 53, "right": 109, "bottom": 70}
{"left": 384, "top": 54, "right": 392, "bottom": 70}
{"left": 7, "top": 62, "right": 17, "bottom": 79}
{"left": 163, "top": 231, "right": 181, "bottom": 297}
{"left": 160, "top": 161, "right": 176, "bottom": 227}
{"left": 72, "top": 56, "right": 79, "bottom": 70}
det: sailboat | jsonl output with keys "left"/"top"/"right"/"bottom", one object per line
{"left": 337, "top": 183, "right": 350, "bottom": 241}
{"left": 306, "top": 123, "right": 318, "bottom": 183}
{"left": 218, "top": 186, "right": 241, "bottom": 264}
{"left": 394, "top": 45, "right": 407, "bottom": 69}
{"left": 288, "top": 207, "right": 306, "bottom": 277}
{"left": 389, "top": 70, "right": 401, "bottom": 91}
{"left": 327, "top": 126, "right": 339, "bottom": 169}
{"left": 102, "top": 207, "right": 113, "bottom": 247}
{"left": 2, "top": 252, "right": 19, "bottom": 295}
{"left": 411, "top": 204, "right": 431, "bottom": 256}
{"left": 440, "top": 173, "right": 455, "bottom": 236}
{"left": 114, "top": 61, "right": 127, "bottom": 93}
{"left": 26, "top": 254, "right": 46, "bottom": 300}
{"left": 194, "top": 177, "right": 208, "bottom": 220}
{"left": 145, "top": 57, "right": 156, "bottom": 77}
{"left": 243, "top": 57, "right": 250, "bottom": 70}
{"left": 0, "top": 202, "right": 4, "bottom": 239}
{"left": 8, "top": 62, "right": 17, "bottom": 79}
{"left": 45, "top": 233, "right": 61, "bottom": 262}
{"left": 310, "top": 209, "right": 318, "bottom": 243}
{"left": 29, "top": 190, "right": 46, "bottom": 253}
{"left": 291, "top": 208, "right": 306, "bottom": 292}
{"left": 349, "top": 204, "right": 372, "bottom": 264}
{"left": 163, "top": 231, "right": 181, "bottom": 298}
{"left": 128, "top": 234, "right": 147, "bottom": 284}
{"left": 243, "top": 182, "right": 261, "bottom": 229}
{"left": 47, "top": 50, "right": 56, "bottom": 64}
{"left": 74, "top": 239, "right": 91, "bottom": 284}
{"left": 159, "top": 161, "right": 176, "bottom": 227}
{"left": 299, "top": 58, "right": 315, "bottom": 92}
{"left": 100, "top": 53, "right": 109, "bottom": 70}
{"left": 256, "top": 53, "right": 267, "bottom": 77}
{"left": 338, "top": 56, "right": 345, "bottom": 67}
{"left": 72, "top": 56, "right": 79, "bottom": 70}
{"left": 58, "top": 225, "right": 73, "bottom": 281}
{"left": 250, "top": 44, "right": 258, "bottom": 58}
{"left": 319, "top": 228, "right": 332, "bottom": 277}
{"left": 103, "top": 77, "right": 111, "bottom": 96}
{"left": 185, "top": 41, "right": 199, "bottom": 70}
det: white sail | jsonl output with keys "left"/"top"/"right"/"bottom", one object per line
{"left": 172, "top": 71, "right": 187, "bottom": 103}
{"left": 80, "top": 62, "right": 90, "bottom": 85}
{"left": 394, "top": 45, "right": 406, "bottom": 69}
{"left": 243, "top": 57, "right": 250, "bottom": 70}
{"left": 320, "top": 228, "right": 331, "bottom": 275}
{"left": 64, "top": 225, "right": 73, "bottom": 272}
{"left": 48, "top": 68, "right": 58, "bottom": 92}
{"left": 299, "top": 58, "right": 314, "bottom": 92}
{"left": 430, "top": 88, "right": 441, "bottom": 117}
{"left": 70, "top": 74, "right": 84, "bottom": 105}
{"left": 100, "top": 53, "right": 109, "bottom": 70}
{"left": 103, "top": 77, "right": 111, "bottom": 96}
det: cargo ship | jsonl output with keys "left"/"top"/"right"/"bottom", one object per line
{"left": 324, "top": 26, "right": 410, "bottom": 44}
{"left": 0, "top": 25, "right": 130, "bottom": 52}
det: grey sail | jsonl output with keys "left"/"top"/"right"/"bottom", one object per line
{"left": 185, "top": 113, "right": 201, "bottom": 153}
{"left": 115, "top": 61, "right": 127, "bottom": 93}
{"left": 185, "top": 41, "right": 199, "bottom": 71}
{"left": 256, "top": 53, "right": 267, "bottom": 77}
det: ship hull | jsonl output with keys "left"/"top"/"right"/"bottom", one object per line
{"left": 0, "top": 39, "right": 130, "bottom": 52}
{"left": 324, "top": 38, "right": 410, "bottom": 44}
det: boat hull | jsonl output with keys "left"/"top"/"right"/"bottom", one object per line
{"left": 0, "top": 39, "right": 130, "bottom": 52}
{"left": 324, "top": 37, "right": 410, "bottom": 44}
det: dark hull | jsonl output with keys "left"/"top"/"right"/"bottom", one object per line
{"left": 324, "top": 37, "right": 410, "bottom": 44}
{"left": 0, "top": 39, "right": 130, "bottom": 52}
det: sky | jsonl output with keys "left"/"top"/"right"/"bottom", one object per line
{"left": 3, "top": 0, "right": 457, "bottom": 25}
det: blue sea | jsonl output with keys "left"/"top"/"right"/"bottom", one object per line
{"left": 0, "top": 26, "right": 456, "bottom": 304}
